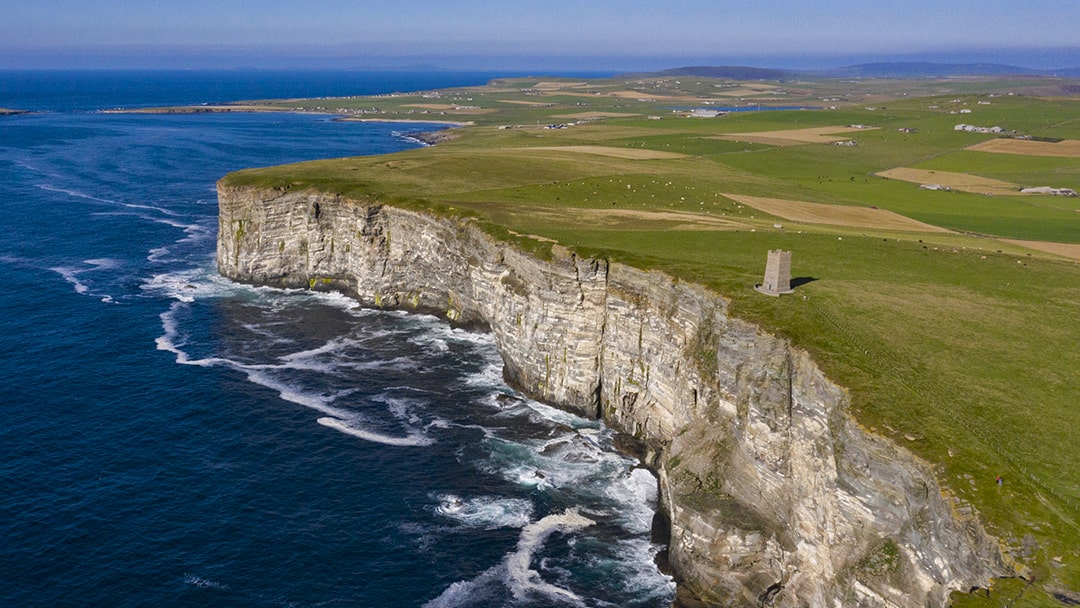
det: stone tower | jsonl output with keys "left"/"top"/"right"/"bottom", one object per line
{"left": 755, "top": 249, "right": 794, "bottom": 296}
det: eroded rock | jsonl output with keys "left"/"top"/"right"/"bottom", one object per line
{"left": 217, "top": 184, "right": 1009, "bottom": 607}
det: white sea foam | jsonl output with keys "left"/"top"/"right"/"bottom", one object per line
{"left": 144, "top": 218, "right": 212, "bottom": 263}
{"left": 408, "top": 329, "right": 451, "bottom": 352}
{"left": 583, "top": 537, "right": 675, "bottom": 600}
{"left": 481, "top": 429, "right": 617, "bottom": 491}
{"left": 506, "top": 509, "right": 595, "bottom": 604}
{"left": 182, "top": 573, "right": 230, "bottom": 591}
{"left": 508, "top": 464, "right": 555, "bottom": 489}
{"left": 463, "top": 360, "right": 505, "bottom": 391}
{"left": 278, "top": 336, "right": 354, "bottom": 366}
{"left": 37, "top": 183, "right": 116, "bottom": 204}
{"left": 422, "top": 566, "right": 503, "bottom": 608}
{"left": 142, "top": 266, "right": 244, "bottom": 303}
{"left": 158, "top": 299, "right": 435, "bottom": 447}
{"left": 433, "top": 494, "right": 534, "bottom": 529}
{"left": 241, "top": 369, "right": 350, "bottom": 415}
{"left": 343, "top": 355, "right": 418, "bottom": 373}
{"left": 398, "top": 314, "right": 489, "bottom": 348}
{"left": 523, "top": 399, "right": 597, "bottom": 430}
{"left": 317, "top": 416, "right": 433, "bottom": 447}
{"left": 147, "top": 246, "right": 171, "bottom": 263}
{"left": 83, "top": 258, "right": 121, "bottom": 270}
{"left": 307, "top": 288, "right": 372, "bottom": 313}
{"left": 622, "top": 539, "right": 677, "bottom": 598}
{"left": 238, "top": 322, "right": 297, "bottom": 346}
{"left": 153, "top": 277, "right": 667, "bottom": 600}
{"left": 120, "top": 201, "right": 182, "bottom": 216}
{"left": 446, "top": 326, "right": 497, "bottom": 347}
{"left": 424, "top": 509, "right": 596, "bottom": 607}
{"left": 156, "top": 300, "right": 234, "bottom": 366}
{"left": 51, "top": 266, "right": 89, "bottom": 294}
{"left": 604, "top": 468, "right": 660, "bottom": 534}
{"left": 50, "top": 259, "right": 123, "bottom": 298}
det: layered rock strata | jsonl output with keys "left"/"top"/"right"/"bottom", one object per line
{"left": 218, "top": 184, "right": 1008, "bottom": 607}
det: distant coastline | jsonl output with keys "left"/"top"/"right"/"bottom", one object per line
{"left": 99, "top": 104, "right": 472, "bottom": 127}
{"left": 99, "top": 104, "right": 310, "bottom": 115}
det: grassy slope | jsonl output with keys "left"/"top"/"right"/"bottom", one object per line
{"left": 223, "top": 76, "right": 1080, "bottom": 605}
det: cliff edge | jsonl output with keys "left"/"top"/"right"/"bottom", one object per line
{"left": 217, "top": 183, "right": 1009, "bottom": 607}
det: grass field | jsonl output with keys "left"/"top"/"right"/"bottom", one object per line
{"left": 220, "top": 74, "right": 1080, "bottom": 606}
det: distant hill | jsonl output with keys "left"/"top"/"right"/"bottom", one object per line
{"left": 632, "top": 66, "right": 801, "bottom": 80}
{"left": 636, "top": 62, "right": 1080, "bottom": 80}
{"left": 1048, "top": 66, "right": 1080, "bottom": 77}
{"left": 821, "top": 62, "right": 1053, "bottom": 78}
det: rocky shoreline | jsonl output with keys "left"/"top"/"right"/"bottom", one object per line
{"left": 217, "top": 184, "right": 1010, "bottom": 607}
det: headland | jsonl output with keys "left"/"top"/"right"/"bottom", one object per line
{"left": 215, "top": 70, "right": 1080, "bottom": 607}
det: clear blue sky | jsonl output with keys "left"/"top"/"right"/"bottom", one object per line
{"left": 3, "top": 0, "right": 1079, "bottom": 70}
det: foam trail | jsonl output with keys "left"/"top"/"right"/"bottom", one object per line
{"left": 120, "top": 201, "right": 182, "bottom": 216}
{"left": 83, "top": 258, "right": 121, "bottom": 270}
{"left": 50, "top": 259, "right": 125, "bottom": 299}
{"left": 156, "top": 302, "right": 232, "bottom": 367}
{"left": 507, "top": 509, "right": 595, "bottom": 604}
{"left": 242, "top": 369, "right": 353, "bottom": 417}
{"left": 278, "top": 337, "right": 354, "bottom": 364}
{"left": 37, "top": 183, "right": 116, "bottom": 204}
{"left": 51, "top": 267, "right": 89, "bottom": 294}
{"left": 423, "top": 566, "right": 503, "bottom": 608}
{"left": 317, "top": 417, "right": 433, "bottom": 447}
{"left": 434, "top": 494, "right": 533, "bottom": 529}
{"left": 157, "top": 302, "right": 434, "bottom": 448}
{"left": 147, "top": 246, "right": 171, "bottom": 263}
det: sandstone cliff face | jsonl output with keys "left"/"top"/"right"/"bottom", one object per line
{"left": 218, "top": 184, "right": 1008, "bottom": 607}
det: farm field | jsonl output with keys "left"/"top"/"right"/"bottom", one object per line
{"left": 220, "top": 73, "right": 1080, "bottom": 606}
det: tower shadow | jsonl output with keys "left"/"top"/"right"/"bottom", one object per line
{"left": 790, "top": 276, "right": 818, "bottom": 289}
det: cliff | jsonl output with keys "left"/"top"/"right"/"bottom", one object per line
{"left": 217, "top": 183, "right": 1009, "bottom": 607}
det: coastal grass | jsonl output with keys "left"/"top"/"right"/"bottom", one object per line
{"left": 220, "top": 75, "right": 1080, "bottom": 606}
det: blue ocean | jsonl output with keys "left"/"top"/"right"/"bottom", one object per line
{"left": 0, "top": 71, "right": 674, "bottom": 607}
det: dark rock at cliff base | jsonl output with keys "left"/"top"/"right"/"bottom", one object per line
{"left": 406, "top": 130, "right": 457, "bottom": 145}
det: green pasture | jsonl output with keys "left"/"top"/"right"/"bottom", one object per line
{"left": 224, "top": 75, "right": 1080, "bottom": 605}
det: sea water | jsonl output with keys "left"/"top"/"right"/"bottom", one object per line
{"left": 0, "top": 71, "right": 674, "bottom": 607}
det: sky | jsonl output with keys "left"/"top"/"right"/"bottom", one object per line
{"left": 2, "top": 0, "right": 1079, "bottom": 71}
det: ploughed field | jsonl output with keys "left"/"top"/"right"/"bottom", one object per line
{"left": 222, "top": 74, "right": 1080, "bottom": 606}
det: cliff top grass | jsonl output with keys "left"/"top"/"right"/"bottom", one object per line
{"left": 220, "top": 73, "right": 1080, "bottom": 605}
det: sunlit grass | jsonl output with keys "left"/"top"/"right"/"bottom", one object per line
{"left": 223, "top": 76, "right": 1080, "bottom": 605}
